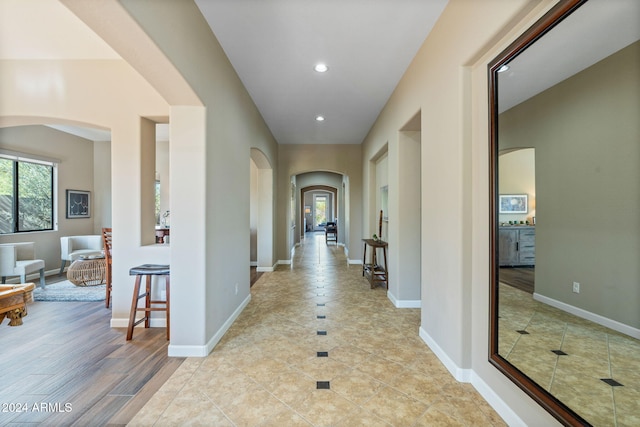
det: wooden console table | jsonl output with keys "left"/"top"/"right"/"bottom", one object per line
{"left": 362, "top": 239, "right": 388, "bottom": 289}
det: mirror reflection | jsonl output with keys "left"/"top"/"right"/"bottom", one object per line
{"left": 494, "top": 0, "right": 640, "bottom": 425}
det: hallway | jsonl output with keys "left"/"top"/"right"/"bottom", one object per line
{"left": 130, "top": 234, "right": 504, "bottom": 426}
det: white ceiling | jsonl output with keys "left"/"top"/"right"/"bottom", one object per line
{"left": 1, "top": 0, "right": 637, "bottom": 143}
{"left": 194, "top": 0, "right": 448, "bottom": 145}
{"left": 498, "top": 0, "right": 640, "bottom": 113}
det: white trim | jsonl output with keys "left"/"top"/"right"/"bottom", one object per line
{"left": 387, "top": 291, "right": 420, "bottom": 308}
{"left": 168, "top": 293, "right": 251, "bottom": 357}
{"left": 278, "top": 259, "right": 292, "bottom": 265}
{"left": 470, "top": 371, "right": 527, "bottom": 427}
{"left": 419, "top": 328, "right": 526, "bottom": 426}
{"left": 250, "top": 261, "right": 257, "bottom": 267}
{"left": 419, "top": 326, "right": 472, "bottom": 382}
{"left": 347, "top": 259, "right": 362, "bottom": 265}
{"left": 256, "top": 263, "right": 276, "bottom": 272}
{"left": 0, "top": 148, "right": 60, "bottom": 165}
{"left": 533, "top": 293, "right": 640, "bottom": 339}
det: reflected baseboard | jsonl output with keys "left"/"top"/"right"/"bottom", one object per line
{"left": 533, "top": 292, "right": 640, "bottom": 339}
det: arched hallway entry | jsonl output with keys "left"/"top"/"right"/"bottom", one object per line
{"left": 250, "top": 148, "right": 275, "bottom": 272}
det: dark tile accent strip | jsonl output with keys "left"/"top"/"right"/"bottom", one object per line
{"left": 516, "top": 330, "right": 530, "bottom": 335}
{"left": 317, "top": 315, "right": 326, "bottom": 319}
{"left": 551, "top": 350, "right": 568, "bottom": 355}
{"left": 317, "top": 303, "right": 325, "bottom": 306}
{"left": 317, "top": 351, "right": 328, "bottom": 357}
{"left": 317, "top": 331, "right": 327, "bottom": 335}
{"left": 317, "top": 381, "right": 330, "bottom": 389}
{"left": 601, "top": 378, "right": 623, "bottom": 387}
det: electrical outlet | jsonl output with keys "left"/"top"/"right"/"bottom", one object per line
{"left": 572, "top": 282, "right": 580, "bottom": 293}
{"left": 235, "top": 283, "right": 238, "bottom": 295}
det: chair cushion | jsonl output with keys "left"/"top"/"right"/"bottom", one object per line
{"left": 13, "top": 260, "right": 45, "bottom": 276}
{"left": 129, "top": 264, "right": 170, "bottom": 275}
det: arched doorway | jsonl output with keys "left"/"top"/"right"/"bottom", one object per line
{"left": 250, "top": 148, "right": 274, "bottom": 272}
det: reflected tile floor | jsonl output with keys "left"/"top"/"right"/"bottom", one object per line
{"left": 499, "top": 283, "right": 640, "bottom": 427}
{"left": 130, "top": 234, "right": 505, "bottom": 426}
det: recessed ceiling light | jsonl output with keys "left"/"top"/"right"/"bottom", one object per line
{"left": 497, "top": 64, "right": 510, "bottom": 73}
{"left": 316, "top": 115, "right": 325, "bottom": 122}
{"left": 314, "top": 63, "right": 328, "bottom": 73}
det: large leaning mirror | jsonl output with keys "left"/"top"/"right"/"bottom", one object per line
{"left": 489, "top": 0, "right": 640, "bottom": 425}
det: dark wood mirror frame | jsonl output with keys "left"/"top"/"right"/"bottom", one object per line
{"left": 488, "top": 1, "right": 592, "bottom": 426}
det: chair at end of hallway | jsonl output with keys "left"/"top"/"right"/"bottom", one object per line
{"left": 325, "top": 221, "right": 337, "bottom": 244}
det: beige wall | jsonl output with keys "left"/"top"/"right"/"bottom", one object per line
{"left": 93, "top": 140, "right": 111, "bottom": 232}
{"left": 363, "top": 0, "right": 563, "bottom": 424}
{"left": 0, "top": 125, "right": 98, "bottom": 273}
{"left": 498, "top": 148, "right": 535, "bottom": 224}
{"left": 499, "top": 41, "right": 640, "bottom": 329}
{"left": 278, "top": 144, "right": 363, "bottom": 263}
{"left": 118, "top": 0, "right": 279, "bottom": 353}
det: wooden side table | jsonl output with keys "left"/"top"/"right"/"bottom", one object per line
{"left": 67, "top": 256, "right": 106, "bottom": 286}
{"left": 362, "top": 239, "right": 388, "bottom": 289}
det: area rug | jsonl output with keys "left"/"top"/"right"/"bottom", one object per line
{"left": 32, "top": 280, "right": 106, "bottom": 302}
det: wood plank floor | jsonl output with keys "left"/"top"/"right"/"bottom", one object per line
{"left": 0, "top": 297, "right": 183, "bottom": 426}
{"left": 499, "top": 266, "right": 535, "bottom": 293}
{"left": 0, "top": 267, "right": 265, "bottom": 426}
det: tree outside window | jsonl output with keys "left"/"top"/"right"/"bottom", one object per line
{"left": 0, "top": 156, "right": 54, "bottom": 234}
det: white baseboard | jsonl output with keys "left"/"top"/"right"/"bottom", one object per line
{"left": 419, "top": 327, "right": 526, "bottom": 426}
{"left": 387, "top": 292, "right": 420, "bottom": 308}
{"left": 250, "top": 261, "right": 257, "bottom": 267}
{"left": 256, "top": 262, "right": 276, "bottom": 272}
{"left": 168, "top": 293, "right": 251, "bottom": 357}
{"left": 470, "top": 371, "right": 527, "bottom": 427}
{"left": 419, "top": 326, "right": 471, "bottom": 382}
{"left": 533, "top": 293, "right": 640, "bottom": 339}
{"left": 278, "top": 259, "right": 292, "bottom": 265}
{"left": 347, "top": 259, "right": 362, "bottom": 265}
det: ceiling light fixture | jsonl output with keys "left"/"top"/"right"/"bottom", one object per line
{"left": 497, "top": 64, "right": 510, "bottom": 73}
{"left": 314, "top": 63, "right": 328, "bottom": 73}
{"left": 315, "top": 115, "right": 325, "bottom": 122}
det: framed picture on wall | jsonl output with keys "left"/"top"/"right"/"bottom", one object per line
{"left": 66, "top": 190, "right": 91, "bottom": 218}
{"left": 499, "top": 194, "right": 528, "bottom": 214}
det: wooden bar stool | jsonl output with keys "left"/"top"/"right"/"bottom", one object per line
{"left": 126, "top": 264, "right": 170, "bottom": 341}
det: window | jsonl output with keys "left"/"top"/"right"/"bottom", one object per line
{"left": 314, "top": 195, "right": 327, "bottom": 227}
{"left": 0, "top": 154, "right": 55, "bottom": 234}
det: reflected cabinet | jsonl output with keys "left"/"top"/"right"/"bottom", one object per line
{"left": 498, "top": 226, "right": 535, "bottom": 266}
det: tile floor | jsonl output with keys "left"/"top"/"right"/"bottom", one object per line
{"left": 499, "top": 283, "right": 640, "bottom": 427}
{"left": 129, "top": 234, "right": 505, "bottom": 426}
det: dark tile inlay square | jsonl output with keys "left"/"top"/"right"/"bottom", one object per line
{"left": 601, "top": 378, "right": 623, "bottom": 387}
{"left": 317, "top": 381, "right": 330, "bottom": 389}
{"left": 317, "top": 315, "right": 326, "bottom": 319}
{"left": 551, "top": 350, "right": 568, "bottom": 356}
{"left": 317, "top": 303, "right": 325, "bottom": 307}
{"left": 516, "top": 330, "right": 530, "bottom": 335}
{"left": 317, "top": 351, "right": 328, "bottom": 357}
{"left": 317, "top": 331, "right": 327, "bottom": 335}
